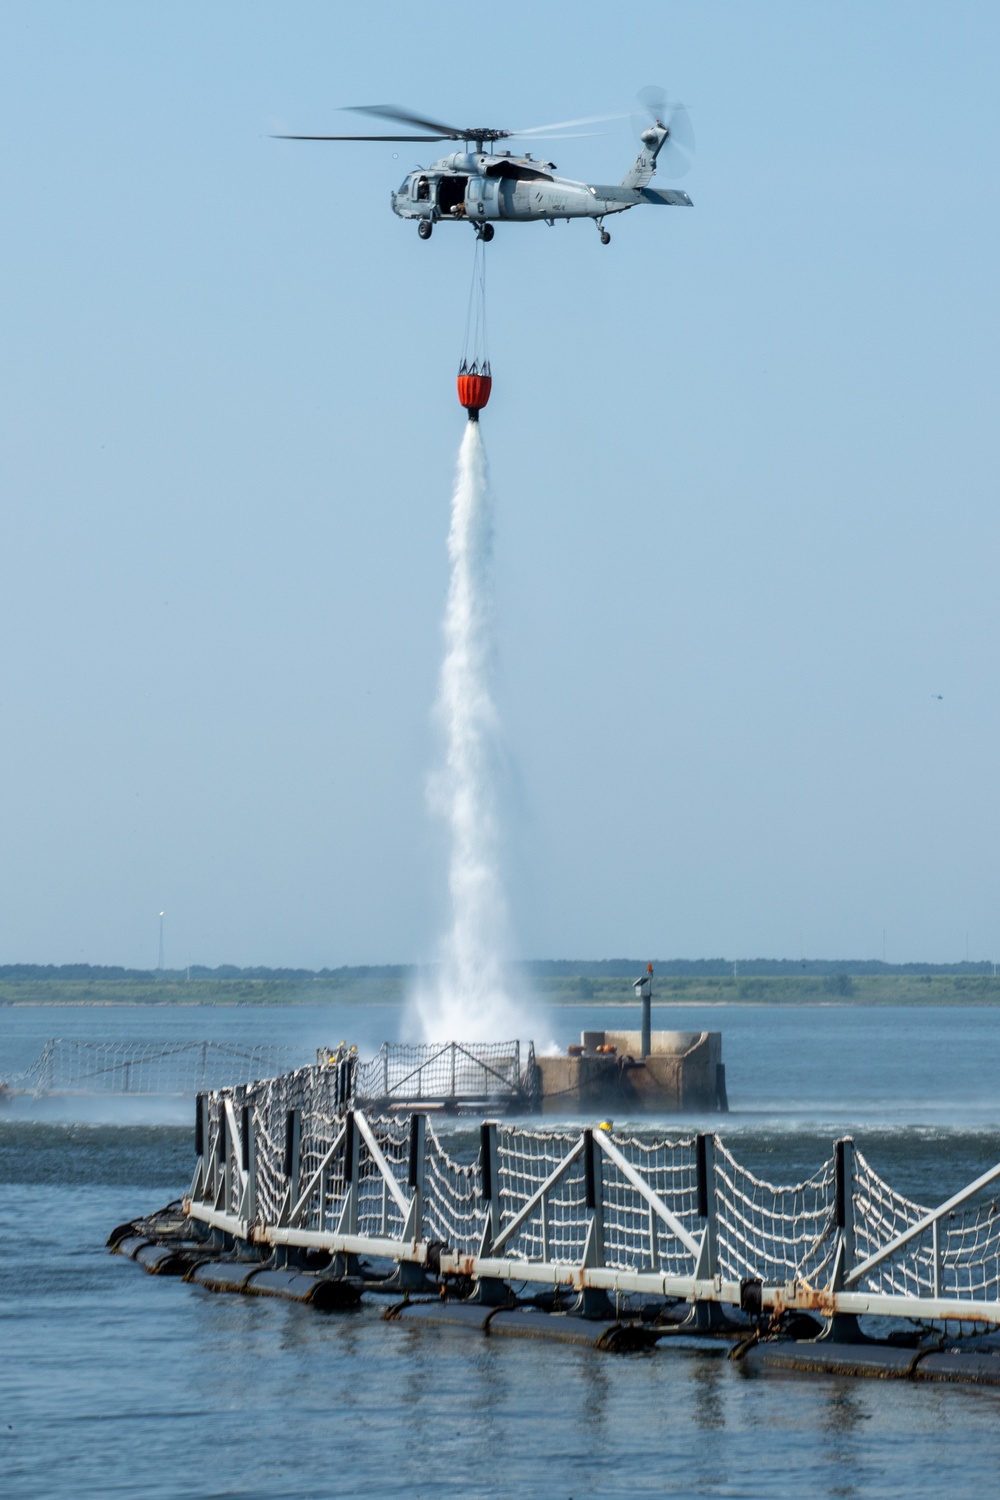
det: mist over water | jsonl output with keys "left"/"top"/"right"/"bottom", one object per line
{"left": 413, "top": 423, "right": 529, "bottom": 1044}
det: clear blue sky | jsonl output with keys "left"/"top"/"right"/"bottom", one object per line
{"left": 0, "top": 1, "right": 997, "bottom": 968}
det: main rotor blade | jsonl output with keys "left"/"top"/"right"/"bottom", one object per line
{"left": 273, "top": 133, "right": 450, "bottom": 142}
{"left": 635, "top": 85, "right": 668, "bottom": 122}
{"left": 512, "top": 112, "right": 626, "bottom": 136}
{"left": 346, "top": 103, "right": 465, "bottom": 138}
{"left": 504, "top": 131, "right": 606, "bottom": 142}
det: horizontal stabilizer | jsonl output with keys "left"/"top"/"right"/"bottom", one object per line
{"left": 640, "top": 188, "right": 694, "bottom": 207}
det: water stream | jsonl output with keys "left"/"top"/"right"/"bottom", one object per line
{"left": 414, "top": 423, "right": 527, "bottom": 1044}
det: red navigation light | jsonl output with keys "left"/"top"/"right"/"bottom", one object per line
{"left": 457, "top": 361, "right": 492, "bottom": 422}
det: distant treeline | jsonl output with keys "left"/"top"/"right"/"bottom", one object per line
{"left": 527, "top": 958, "right": 999, "bottom": 977}
{"left": 0, "top": 958, "right": 994, "bottom": 981}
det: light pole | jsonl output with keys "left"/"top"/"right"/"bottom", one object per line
{"left": 633, "top": 963, "right": 653, "bottom": 1059}
{"left": 158, "top": 912, "right": 165, "bottom": 974}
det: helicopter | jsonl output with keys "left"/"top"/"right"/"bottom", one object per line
{"left": 276, "top": 94, "right": 694, "bottom": 244}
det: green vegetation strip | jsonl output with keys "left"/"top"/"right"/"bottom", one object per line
{"left": 2, "top": 970, "right": 1000, "bottom": 1006}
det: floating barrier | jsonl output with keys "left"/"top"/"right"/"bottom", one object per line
{"left": 110, "top": 1204, "right": 362, "bottom": 1308}
{"left": 110, "top": 1062, "right": 1000, "bottom": 1385}
{"left": 3, "top": 1038, "right": 311, "bottom": 1098}
{"left": 738, "top": 1338, "right": 1000, "bottom": 1387}
{"left": 387, "top": 1300, "right": 664, "bottom": 1350}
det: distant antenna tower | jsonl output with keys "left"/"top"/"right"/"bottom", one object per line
{"left": 158, "top": 911, "right": 165, "bottom": 973}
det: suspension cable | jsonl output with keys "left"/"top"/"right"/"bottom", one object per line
{"left": 460, "top": 237, "right": 489, "bottom": 373}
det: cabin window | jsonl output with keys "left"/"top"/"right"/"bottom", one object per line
{"left": 415, "top": 176, "right": 430, "bottom": 201}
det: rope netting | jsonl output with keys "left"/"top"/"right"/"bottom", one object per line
{"left": 713, "top": 1141, "right": 839, "bottom": 1287}
{"left": 497, "top": 1127, "right": 588, "bottom": 1265}
{"left": 852, "top": 1148, "right": 1000, "bottom": 1302}
{"left": 187, "top": 1071, "right": 1000, "bottom": 1313}
{"left": 424, "top": 1134, "right": 486, "bottom": 1256}
{"left": 5, "top": 1038, "right": 309, "bottom": 1096}
{"left": 603, "top": 1135, "right": 701, "bottom": 1275}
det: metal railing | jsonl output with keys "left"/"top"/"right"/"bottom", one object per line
{"left": 185, "top": 1067, "right": 1000, "bottom": 1326}
{"left": 351, "top": 1040, "right": 538, "bottom": 1112}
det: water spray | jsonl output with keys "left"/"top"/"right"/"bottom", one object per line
{"left": 415, "top": 240, "right": 528, "bottom": 1042}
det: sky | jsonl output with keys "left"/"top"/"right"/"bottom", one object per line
{"left": 0, "top": 1, "right": 997, "bottom": 969}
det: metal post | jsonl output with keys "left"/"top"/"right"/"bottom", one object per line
{"left": 689, "top": 1132, "right": 730, "bottom": 1330}
{"left": 824, "top": 1136, "right": 864, "bottom": 1342}
{"left": 406, "top": 1112, "right": 426, "bottom": 1243}
{"left": 327, "top": 1109, "right": 362, "bottom": 1278}
{"left": 473, "top": 1121, "right": 510, "bottom": 1304}
{"left": 242, "top": 1104, "right": 256, "bottom": 1223}
{"left": 583, "top": 1128, "right": 605, "bottom": 1266}
{"left": 932, "top": 1216, "right": 941, "bottom": 1299}
{"left": 339, "top": 1109, "right": 359, "bottom": 1235}
{"left": 633, "top": 966, "right": 653, "bottom": 1057}
{"left": 450, "top": 1043, "right": 457, "bottom": 1105}
{"left": 284, "top": 1108, "right": 301, "bottom": 1212}
{"left": 479, "top": 1121, "right": 501, "bottom": 1252}
{"left": 191, "top": 1092, "right": 207, "bottom": 1201}
{"left": 218, "top": 1104, "right": 230, "bottom": 1212}
{"left": 579, "top": 1128, "right": 612, "bottom": 1318}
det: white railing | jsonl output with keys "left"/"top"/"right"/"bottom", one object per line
{"left": 185, "top": 1067, "right": 1000, "bottom": 1327}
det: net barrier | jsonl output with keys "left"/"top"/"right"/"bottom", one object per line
{"left": 2, "top": 1037, "right": 537, "bottom": 1111}
{"left": 186, "top": 1064, "right": 1000, "bottom": 1324}
{"left": 2, "top": 1038, "right": 312, "bottom": 1096}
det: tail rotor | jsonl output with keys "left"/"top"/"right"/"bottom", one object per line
{"left": 632, "top": 85, "right": 695, "bottom": 178}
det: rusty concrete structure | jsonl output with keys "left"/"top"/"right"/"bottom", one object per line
{"left": 536, "top": 1030, "right": 726, "bottom": 1115}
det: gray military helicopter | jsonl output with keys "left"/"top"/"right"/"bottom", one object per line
{"left": 276, "top": 92, "right": 694, "bottom": 244}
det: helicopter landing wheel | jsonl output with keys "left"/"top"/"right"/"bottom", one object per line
{"left": 600, "top": 229, "right": 611, "bottom": 245}
{"left": 480, "top": 223, "right": 495, "bottom": 242}
{"left": 418, "top": 220, "right": 432, "bottom": 240}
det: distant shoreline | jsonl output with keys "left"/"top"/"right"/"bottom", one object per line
{"left": 3, "top": 967, "right": 999, "bottom": 1011}
{"left": 4, "top": 996, "right": 1000, "bottom": 1009}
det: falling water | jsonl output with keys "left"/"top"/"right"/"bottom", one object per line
{"left": 415, "top": 422, "right": 526, "bottom": 1042}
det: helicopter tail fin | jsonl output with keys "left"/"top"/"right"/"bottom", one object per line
{"left": 621, "top": 123, "right": 669, "bottom": 189}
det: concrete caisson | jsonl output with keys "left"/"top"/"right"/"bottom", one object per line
{"left": 535, "top": 1030, "right": 725, "bottom": 1114}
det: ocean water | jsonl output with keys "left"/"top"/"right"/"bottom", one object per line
{"left": 2, "top": 1003, "right": 1000, "bottom": 1498}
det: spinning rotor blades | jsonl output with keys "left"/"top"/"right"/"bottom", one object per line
{"left": 273, "top": 96, "right": 694, "bottom": 166}
{"left": 633, "top": 85, "right": 695, "bottom": 178}
{"left": 275, "top": 103, "right": 473, "bottom": 144}
{"left": 276, "top": 103, "right": 621, "bottom": 146}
